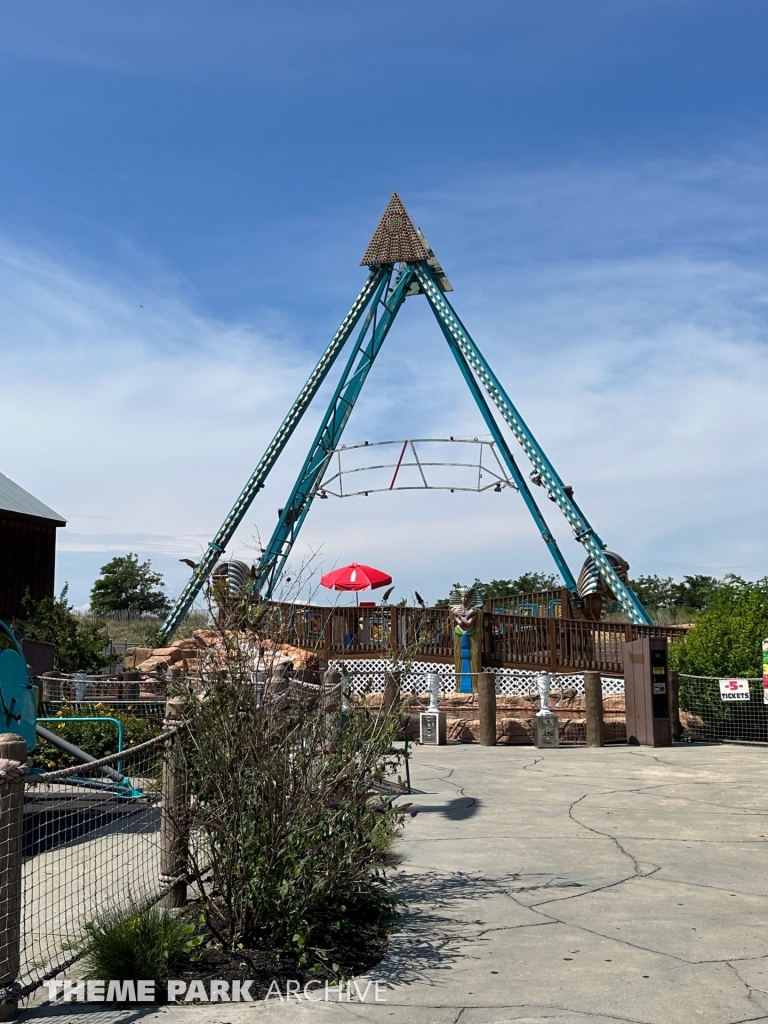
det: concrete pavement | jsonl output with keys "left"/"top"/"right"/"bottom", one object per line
{"left": 20, "top": 742, "right": 768, "bottom": 1024}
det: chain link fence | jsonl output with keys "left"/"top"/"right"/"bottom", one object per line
{"left": 38, "top": 701, "right": 167, "bottom": 725}
{"left": 679, "top": 674, "right": 767, "bottom": 744}
{"left": 0, "top": 726, "right": 180, "bottom": 1006}
{"left": 38, "top": 674, "right": 167, "bottom": 702}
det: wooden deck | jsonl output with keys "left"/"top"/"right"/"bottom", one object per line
{"left": 264, "top": 600, "right": 687, "bottom": 676}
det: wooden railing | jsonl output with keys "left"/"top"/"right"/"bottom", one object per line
{"left": 267, "top": 603, "right": 454, "bottom": 660}
{"left": 264, "top": 601, "right": 688, "bottom": 675}
{"left": 484, "top": 588, "right": 574, "bottom": 619}
{"left": 483, "top": 613, "right": 686, "bottom": 674}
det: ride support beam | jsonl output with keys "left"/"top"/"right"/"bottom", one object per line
{"left": 157, "top": 267, "right": 386, "bottom": 642}
{"left": 414, "top": 260, "right": 652, "bottom": 625}
{"left": 436, "top": 318, "right": 578, "bottom": 593}
{"left": 255, "top": 265, "right": 415, "bottom": 597}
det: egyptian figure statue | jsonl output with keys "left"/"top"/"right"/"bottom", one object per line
{"left": 449, "top": 584, "right": 484, "bottom": 693}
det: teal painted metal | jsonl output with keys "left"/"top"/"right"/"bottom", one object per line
{"left": 156, "top": 197, "right": 652, "bottom": 637}
{"left": 413, "top": 260, "right": 652, "bottom": 625}
{"left": 434, "top": 311, "right": 578, "bottom": 594}
{"left": 256, "top": 266, "right": 414, "bottom": 597}
{"left": 37, "top": 716, "right": 124, "bottom": 771}
{"left": 158, "top": 268, "right": 386, "bottom": 642}
{"left": 0, "top": 619, "right": 37, "bottom": 751}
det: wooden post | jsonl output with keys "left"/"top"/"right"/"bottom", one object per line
{"left": 322, "top": 609, "right": 333, "bottom": 669}
{"left": 388, "top": 607, "right": 399, "bottom": 657}
{"left": 584, "top": 671, "right": 605, "bottom": 747}
{"left": 482, "top": 614, "right": 492, "bottom": 664}
{"left": 160, "top": 698, "right": 188, "bottom": 908}
{"left": 547, "top": 617, "right": 559, "bottom": 670}
{"left": 669, "top": 670, "right": 681, "bottom": 742}
{"left": 383, "top": 672, "right": 400, "bottom": 715}
{"left": 477, "top": 672, "right": 497, "bottom": 746}
{"left": 0, "top": 734, "right": 27, "bottom": 1021}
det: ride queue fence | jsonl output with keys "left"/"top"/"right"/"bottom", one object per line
{"left": 678, "top": 675, "right": 768, "bottom": 744}
{"left": 0, "top": 721, "right": 185, "bottom": 1008}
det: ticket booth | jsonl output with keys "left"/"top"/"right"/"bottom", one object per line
{"left": 622, "top": 637, "right": 672, "bottom": 746}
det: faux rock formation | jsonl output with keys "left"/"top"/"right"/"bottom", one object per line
{"left": 126, "top": 630, "right": 321, "bottom": 678}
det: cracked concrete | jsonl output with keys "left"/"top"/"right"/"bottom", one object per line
{"left": 19, "top": 743, "right": 768, "bottom": 1024}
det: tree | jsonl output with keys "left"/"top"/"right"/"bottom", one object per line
{"left": 484, "top": 572, "right": 561, "bottom": 597}
{"left": 628, "top": 575, "right": 675, "bottom": 609}
{"left": 436, "top": 572, "right": 561, "bottom": 605}
{"left": 669, "top": 576, "right": 768, "bottom": 676}
{"left": 90, "top": 554, "right": 170, "bottom": 613}
{"left": 669, "top": 575, "right": 721, "bottom": 611}
{"left": 16, "top": 586, "right": 108, "bottom": 673}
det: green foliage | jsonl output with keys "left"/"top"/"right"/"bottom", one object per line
{"left": 33, "top": 702, "right": 161, "bottom": 770}
{"left": 89, "top": 609, "right": 210, "bottom": 647}
{"left": 81, "top": 903, "right": 199, "bottom": 989}
{"left": 14, "top": 586, "right": 107, "bottom": 673}
{"left": 670, "top": 575, "right": 721, "bottom": 611}
{"left": 174, "top": 629, "right": 406, "bottom": 960}
{"left": 437, "top": 572, "right": 561, "bottom": 606}
{"left": 484, "top": 572, "right": 560, "bottom": 597}
{"left": 629, "top": 574, "right": 675, "bottom": 609}
{"left": 669, "top": 576, "right": 768, "bottom": 677}
{"left": 91, "top": 554, "right": 170, "bottom": 614}
{"left": 629, "top": 574, "right": 722, "bottom": 613}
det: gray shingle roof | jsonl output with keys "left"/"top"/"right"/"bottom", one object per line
{"left": 0, "top": 472, "right": 66, "bottom": 525}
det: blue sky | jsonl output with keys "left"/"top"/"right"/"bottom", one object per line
{"left": 2, "top": 1, "right": 768, "bottom": 606}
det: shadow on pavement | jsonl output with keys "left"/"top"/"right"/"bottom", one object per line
{"left": 20, "top": 1003, "right": 158, "bottom": 1023}
{"left": 412, "top": 797, "right": 480, "bottom": 821}
{"left": 380, "top": 870, "right": 504, "bottom": 985}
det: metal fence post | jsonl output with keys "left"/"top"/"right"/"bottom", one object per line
{"left": 584, "top": 671, "right": 605, "bottom": 747}
{"left": 478, "top": 672, "right": 497, "bottom": 746}
{"left": 0, "top": 734, "right": 27, "bottom": 1021}
{"left": 160, "top": 699, "right": 187, "bottom": 908}
{"left": 669, "top": 671, "right": 681, "bottom": 742}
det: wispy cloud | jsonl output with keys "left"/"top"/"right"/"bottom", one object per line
{"left": 3, "top": 155, "right": 768, "bottom": 605}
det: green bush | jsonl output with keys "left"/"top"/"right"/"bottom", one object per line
{"left": 33, "top": 702, "right": 161, "bottom": 770}
{"left": 13, "top": 586, "right": 108, "bottom": 673}
{"left": 173, "top": 626, "right": 408, "bottom": 963}
{"left": 669, "top": 576, "right": 768, "bottom": 677}
{"left": 81, "top": 903, "right": 198, "bottom": 992}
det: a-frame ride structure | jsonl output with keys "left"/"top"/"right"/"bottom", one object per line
{"left": 159, "top": 193, "right": 651, "bottom": 642}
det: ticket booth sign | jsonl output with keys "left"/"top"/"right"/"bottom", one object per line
{"left": 719, "top": 678, "right": 750, "bottom": 702}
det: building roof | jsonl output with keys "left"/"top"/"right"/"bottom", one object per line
{"left": 0, "top": 472, "right": 66, "bottom": 525}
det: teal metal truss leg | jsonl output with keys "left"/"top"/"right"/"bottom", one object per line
{"left": 157, "top": 268, "right": 386, "bottom": 642}
{"left": 255, "top": 265, "right": 417, "bottom": 597}
{"left": 414, "top": 261, "right": 652, "bottom": 625}
{"left": 436, "top": 318, "right": 578, "bottom": 593}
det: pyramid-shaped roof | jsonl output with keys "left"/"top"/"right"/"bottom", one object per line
{"left": 360, "top": 193, "right": 430, "bottom": 266}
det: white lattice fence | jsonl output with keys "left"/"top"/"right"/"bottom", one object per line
{"left": 329, "top": 659, "right": 624, "bottom": 696}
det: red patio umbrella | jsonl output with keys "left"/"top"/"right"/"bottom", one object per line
{"left": 320, "top": 562, "right": 392, "bottom": 592}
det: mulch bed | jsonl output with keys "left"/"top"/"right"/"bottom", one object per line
{"left": 167, "top": 927, "right": 389, "bottom": 1002}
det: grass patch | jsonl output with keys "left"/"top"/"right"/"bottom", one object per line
{"left": 80, "top": 903, "right": 199, "bottom": 998}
